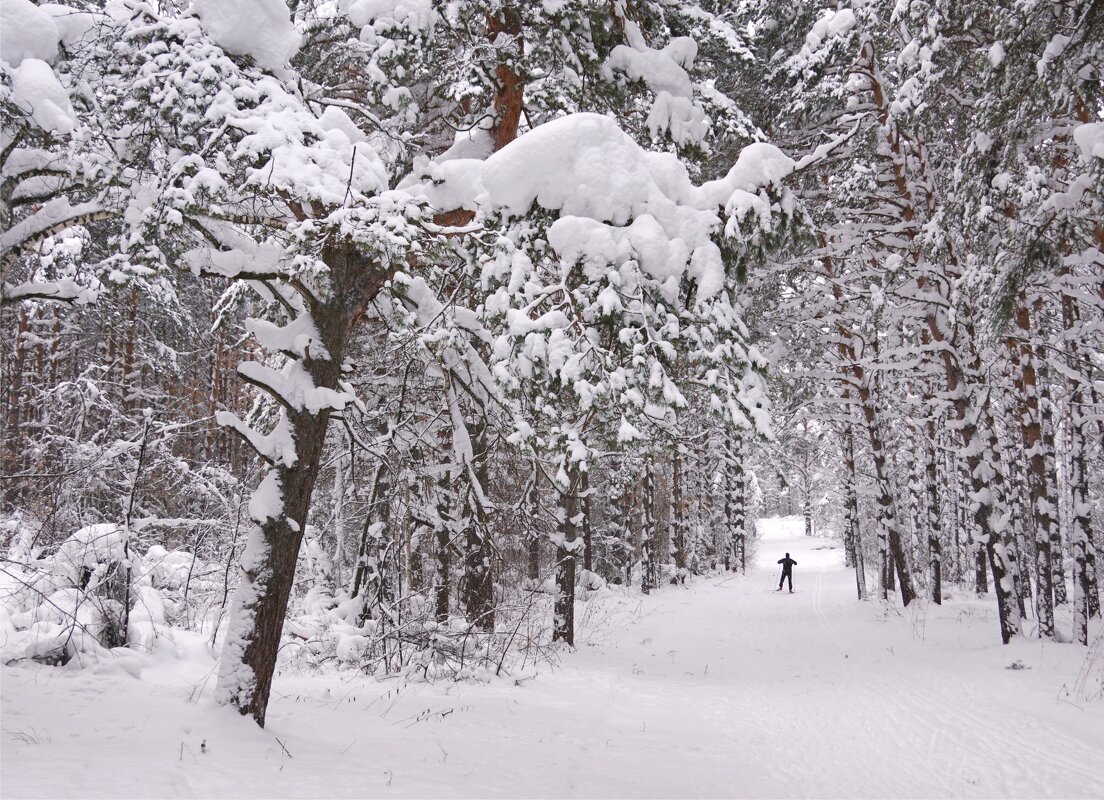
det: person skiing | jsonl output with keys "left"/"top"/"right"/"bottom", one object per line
{"left": 777, "top": 553, "right": 797, "bottom": 592}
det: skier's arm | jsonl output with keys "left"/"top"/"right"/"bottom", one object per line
{"left": 777, "top": 558, "right": 784, "bottom": 564}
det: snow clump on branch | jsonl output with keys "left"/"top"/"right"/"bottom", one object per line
{"left": 407, "top": 113, "right": 794, "bottom": 305}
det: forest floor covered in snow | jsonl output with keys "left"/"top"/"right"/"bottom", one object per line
{"left": 3, "top": 517, "right": 1103, "bottom": 799}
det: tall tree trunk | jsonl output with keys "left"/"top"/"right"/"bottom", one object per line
{"left": 1035, "top": 368, "right": 1068, "bottom": 608}
{"left": 858, "top": 377, "right": 912, "bottom": 604}
{"left": 1002, "top": 429, "right": 1029, "bottom": 620}
{"left": 552, "top": 466, "right": 581, "bottom": 644}
{"left": 924, "top": 420, "right": 943, "bottom": 605}
{"left": 3, "top": 308, "right": 29, "bottom": 503}
{"left": 865, "top": 33, "right": 1018, "bottom": 639}
{"left": 434, "top": 477, "right": 452, "bottom": 624}
{"left": 975, "top": 542, "right": 989, "bottom": 596}
{"left": 724, "top": 432, "right": 747, "bottom": 573}
{"left": 843, "top": 419, "right": 866, "bottom": 599}
{"left": 215, "top": 245, "right": 383, "bottom": 727}
{"left": 1009, "top": 304, "right": 1055, "bottom": 636}
{"left": 526, "top": 463, "right": 541, "bottom": 582}
{"left": 121, "top": 286, "right": 139, "bottom": 412}
{"left": 672, "top": 448, "right": 687, "bottom": 572}
{"left": 351, "top": 463, "right": 388, "bottom": 602}
{"left": 1062, "top": 295, "right": 1094, "bottom": 645}
{"left": 641, "top": 459, "right": 657, "bottom": 594}
{"left": 935, "top": 311, "right": 1021, "bottom": 641}
{"left": 461, "top": 424, "right": 495, "bottom": 631}
{"left": 581, "top": 470, "right": 593, "bottom": 574}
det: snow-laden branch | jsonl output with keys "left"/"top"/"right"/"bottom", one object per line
{"left": 0, "top": 278, "right": 100, "bottom": 307}
{"left": 237, "top": 360, "right": 352, "bottom": 415}
{"left": 0, "top": 198, "right": 112, "bottom": 265}
{"left": 214, "top": 410, "right": 296, "bottom": 467}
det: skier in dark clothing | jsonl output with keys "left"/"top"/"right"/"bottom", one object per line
{"left": 777, "top": 553, "right": 797, "bottom": 592}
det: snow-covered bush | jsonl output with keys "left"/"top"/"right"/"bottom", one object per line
{"left": 1, "top": 518, "right": 220, "bottom": 666}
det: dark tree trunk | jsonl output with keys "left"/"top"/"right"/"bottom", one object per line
{"left": 672, "top": 449, "right": 687, "bottom": 572}
{"left": 924, "top": 422, "right": 942, "bottom": 605}
{"left": 217, "top": 245, "right": 389, "bottom": 728}
{"left": 461, "top": 425, "right": 495, "bottom": 630}
{"left": 219, "top": 401, "right": 339, "bottom": 726}
{"left": 526, "top": 464, "right": 541, "bottom": 581}
{"left": 724, "top": 432, "right": 746, "bottom": 573}
{"left": 553, "top": 467, "right": 581, "bottom": 644}
{"left": 1035, "top": 373, "right": 1068, "bottom": 610}
{"left": 843, "top": 421, "right": 866, "bottom": 600}
{"left": 975, "top": 543, "right": 988, "bottom": 596}
{"left": 434, "top": 485, "right": 451, "bottom": 624}
{"left": 855, "top": 347, "right": 915, "bottom": 604}
{"left": 641, "top": 460, "right": 657, "bottom": 594}
{"left": 581, "top": 470, "right": 593, "bottom": 573}
{"left": 1062, "top": 294, "right": 1094, "bottom": 644}
{"left": 351, "top": 464, "right": 388, "bottom": 602}
{"left": 1009, "top": 304, "right": 1054, "bottom": 635}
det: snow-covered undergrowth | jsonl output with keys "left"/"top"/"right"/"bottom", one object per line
{"left": 0, "top": 516, "right": 612, "bottom": 681}
{"left": 0, "top": 519, "right": 223, "bottom": 669}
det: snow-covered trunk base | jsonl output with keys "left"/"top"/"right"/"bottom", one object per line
{"left": 1039, "top": 374, "right": 1068, "bottom": 609}
{"left": 855, "top": 356, "right": 915, "bottom": 605}
{"left": 724, "top": 432, "right": 746, "bottom": 574}
{"left": 217, "top": 516, "right": 302, "bottom": 726}
{"left": 1068, "top": 380, "right": 1092, "bottom": 647}
{"left": 966, "top": 431, "right": 1022, "bottom": 645}
{"left": 526, "top": 470, "right": 540, "bottom": 582}
{"left": 553, "top": 469, "right": 580, "bottom": 645}
{"left": 843, "top": 424, "right": 866, "bottom": 600}
{"left": 462, "top": 435, "right": 494, "bottom": 631}
{"left": 924, "top": 428, "right": 942, "bottom": 606}
{"left": 1011, "top": 305, "right": 1055, "bottom": 637}
{"left": 1064, "top": 296, "right": 1095, "bottom": 644}
{"left": 640, "top": 462, "right": 657, "bottom": 594}
{"left": 216, "top": 403, "right": 335, "bottom": 727}
{"left": 672, "top": 450, "right": 687, "bottom": 572}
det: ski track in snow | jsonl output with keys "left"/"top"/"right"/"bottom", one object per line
{"left": 3, "top": 517, "right": 1103, "bottom": 799}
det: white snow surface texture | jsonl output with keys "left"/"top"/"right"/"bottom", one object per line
{"left": 409, "top": 113, "right": 793, "bottom": 303}
{"left": 0, "top": 0, "right": 75, "bottom": 133}
{"left": 4, "top": 518, "right": 1102, "bottom": 799}
{"left": 189, "top": 0, "right": 301, "bottom": 71}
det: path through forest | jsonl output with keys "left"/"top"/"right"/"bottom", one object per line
{"left": 4, "top": 518, "right": 1103, "bottom": 798}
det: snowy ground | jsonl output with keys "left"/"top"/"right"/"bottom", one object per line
{"left": 4, "top": 518, "right": 1103, "bottom": 799}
